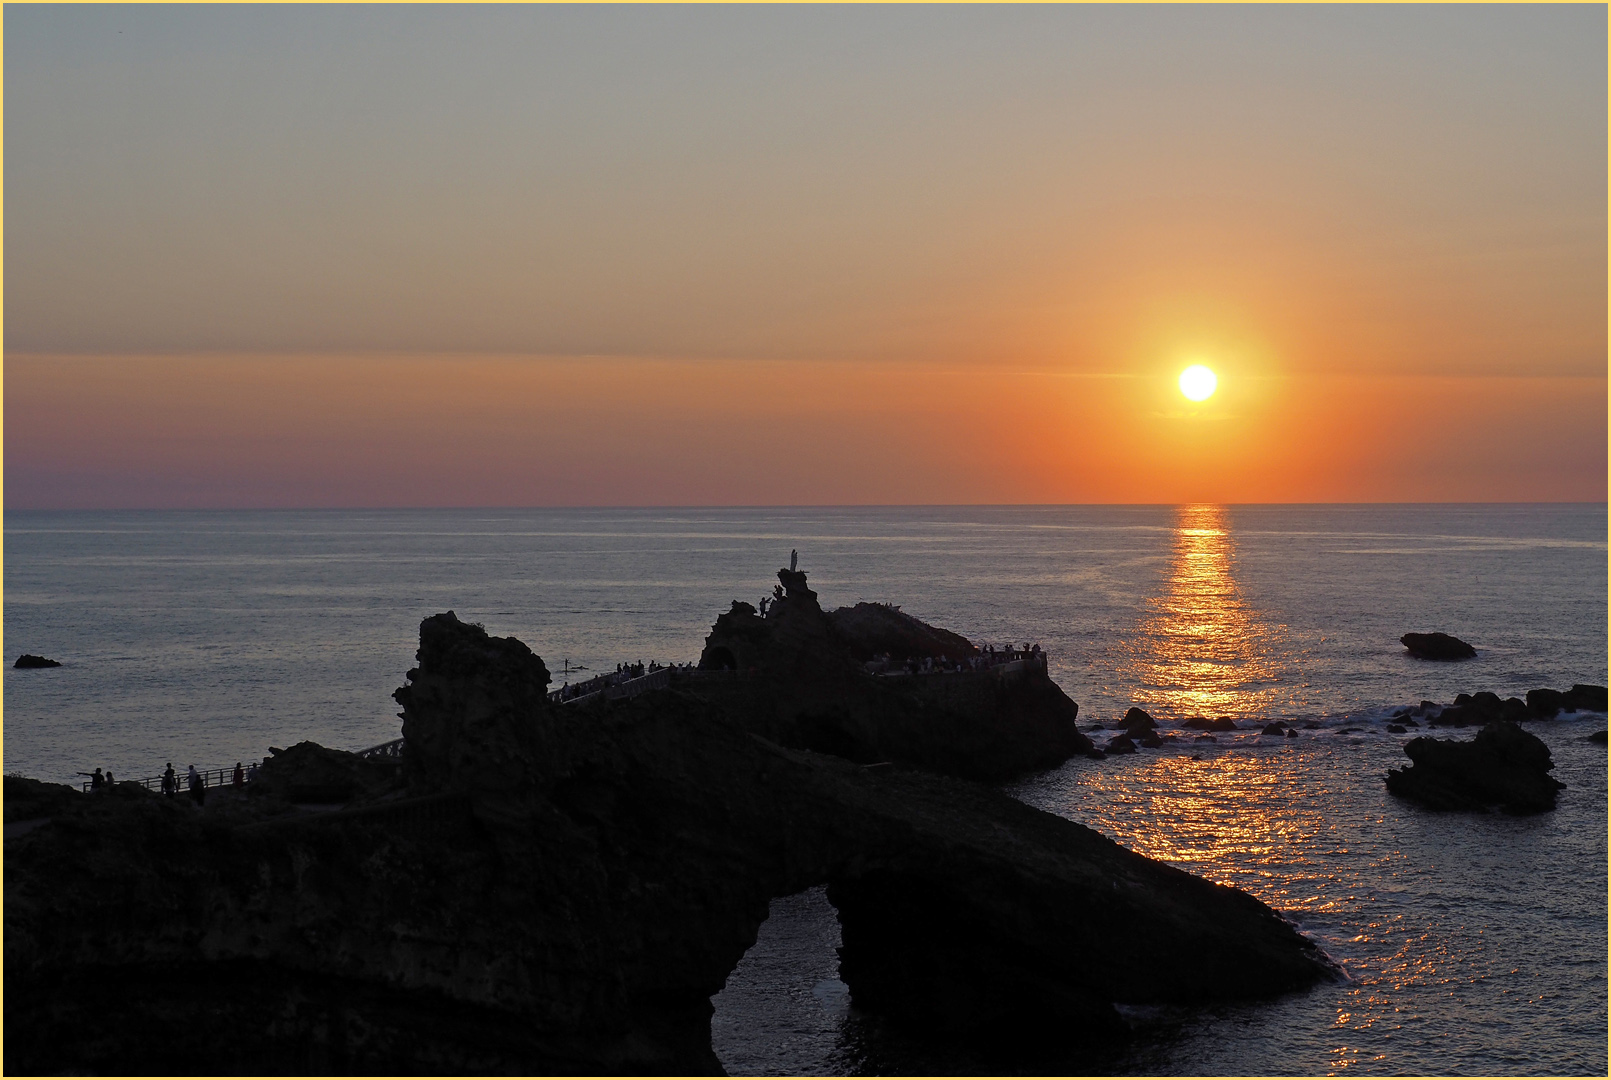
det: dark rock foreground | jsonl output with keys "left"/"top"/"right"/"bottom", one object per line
{"left": 1400, "top": 632, "right": 1477, "bottom": 660}
{"left": 1386, "top": 720, "right": 1566, "bottom": 813}
{"left": 6, "top": 611, "right": 1331, "bottom": 1075}
{"left": 13, "top": 653, "right": 61, "bottom": 668}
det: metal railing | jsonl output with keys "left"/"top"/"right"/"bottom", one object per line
{"left": 357, "top": 737, "right": 405, "bottom": 760}
{"left": 550, "top": 664, "right": 681, "bottom": 706}
{"left": 555, "top": 665, "right": 672, "bottom": 707}
{"left": 81, "top": 763, "right": 256, "bottom": 794}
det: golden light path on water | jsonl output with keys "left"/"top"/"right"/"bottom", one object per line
{"left": 1021, "top": 504, "right": 1530, "bottom": 1071}
{"left": 1120, "top": 504, "right": 1292, "bottom": 719}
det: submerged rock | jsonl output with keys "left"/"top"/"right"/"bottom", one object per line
{"left": 5, "top": 611, "right": 1331, "bottom": 1073}
{"left": 1385, "top": 720, "right": 1565, "bottom": 814}
{"left": 1183, "top": 716, "right": 1238, "bottom": 732}
{"left": 1400, "top": 632, "right": 1476, "bottom": 661}
{"left": 13, "top": 654, "right": 61, "bottom": 669}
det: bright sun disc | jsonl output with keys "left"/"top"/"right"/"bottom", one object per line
{"left": 1178, "top": 364, "right": 1217, "bottom": 402}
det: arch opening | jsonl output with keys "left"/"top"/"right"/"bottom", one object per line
{"left": 709, "top": 886, "right": 850, "bottom": 1073}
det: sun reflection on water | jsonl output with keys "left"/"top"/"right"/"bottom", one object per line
{"left": 1121, "top": 504, "right": 1292, "bottom": 719}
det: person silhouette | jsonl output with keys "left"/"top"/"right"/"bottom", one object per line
{"left": 790, "top": 549, "right": 798, "bottom": 572}
{"left": 162, "top": 763, "right": 176, "bottom": 797}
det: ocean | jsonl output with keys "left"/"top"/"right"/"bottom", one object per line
{"left": 5, "top": 504, "right": 1606, "bottom": 1074}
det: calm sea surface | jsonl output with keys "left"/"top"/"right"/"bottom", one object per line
{"left": 5, "top": 505, "right": 1606, "bottom": 1074}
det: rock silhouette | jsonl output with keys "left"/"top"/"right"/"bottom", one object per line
{"left": 1400, "top": 632, "right": 1476, "bottom": 661}
{"left": 1386, "top": 720, "right": 1565, "bottom": 813}
{"left": 13, "top": 654, "right": 61, "bottom": 668}
{"left": 693, "top": 568, "right": 1089, "bottom": 780}
{"left": 1423, "top": 685, "right": 1606, "bottom": 727}
{"left": 5, "top": 610, "right": 1332, "bottom": 1073}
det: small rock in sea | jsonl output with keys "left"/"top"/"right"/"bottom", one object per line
{"left": 1386, "top": 720, "right": 1565, "bottom": 813}
{"left": 1193, "top": 734, "right": 1218, "bottom": 743}
{"left": 1526, "top": 688, "right": 1565, "bottom": 717}
{"left": 1105, "top": 735, "right": 1137, "bottom": 755}
{"left": 1137, "top": 732, "right": 1163, "bottom": 749}
{"left": 1419, "top": 700, "right": 1438, "bottom": 712}
{"left": 1303, "top": 721, "right": 1320, "bottom": 730}
{"left": 1121, "top": 707, "right": 1157, "bottom": 735}
{"left": 1561, "top": 684, "right": 1609, "bottom": 714}
{"left": 1285, "top": 728, "right": 1299, "bottom": 738}
{"left": 1585, "top": 730, "right": 1608, "bottom": 746}
{"left": 1085, "top": 748, "right": 1108, "bottom": 760}
{"left": 1337, "top": 727, "right": 1362, "bottom": 735}
{"left": 13, "top": 654, "right": 61, "bottom": 669}
{"left": 1401, "top": 718, "right": 1420, "bottom": 727}
{"left": 1085, "top": 724, "right": 1105, "bottom": 732}
{"left": 1401, "top": 632, "right": 1477, "bottom": 661}
{"left": 1387, "top": 724, "right": 1407, "bottom": 734}
{"left": 1261, "top": 722, "right": 1286, "bottom": 736}
{"left": 1431, "top": 691, "right": 1528, "bottom": 729}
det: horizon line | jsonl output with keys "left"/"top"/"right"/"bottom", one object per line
{"left": 5, "top": 501, "right": 1607, "bottom": 514}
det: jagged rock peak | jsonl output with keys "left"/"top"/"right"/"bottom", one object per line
{"left": 394, "top": 611, "right": 553, "bottom": 797}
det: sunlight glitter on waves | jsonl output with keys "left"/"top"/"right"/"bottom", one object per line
{"left": 1116, "top": 504, "right": 1296, "bottom": 718}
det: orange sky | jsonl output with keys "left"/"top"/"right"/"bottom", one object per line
{"left": 4, "top": 7, "right": 1605, "bottom": 507}
{"left": 6, "top": 355, "right": 1602, "bottom": 507}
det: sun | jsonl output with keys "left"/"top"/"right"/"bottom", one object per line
{"left": 1178, "top": 364, "right": 1217, "bottom": 402}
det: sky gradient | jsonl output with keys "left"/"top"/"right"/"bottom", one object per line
{"left": 6, "top": 5, "right": 1606, "bottom": 507}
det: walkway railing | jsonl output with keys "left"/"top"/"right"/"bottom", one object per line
{"left": 554, "top": 666, "right": 672, "bottom": 707}
{"left": 357, "top": 737, "right": 405, "bottom": 760}
{"left": 81, "top": 763, "right": 256, "bottom": 794}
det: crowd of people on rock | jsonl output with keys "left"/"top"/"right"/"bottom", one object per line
{"left": 87, "top": 759, "right": 257, "bottom": 804}
{"left": 867, "top": 643, "right": 1045, "bottom": 676}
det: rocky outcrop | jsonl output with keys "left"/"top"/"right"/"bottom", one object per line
{"left": 1423, "top": 685, "right": 1607, "bottom": 727}
{"left": 13, "top": 653, "right": 61, "bottom": 668}
{"left": 828, "top": 601, "right": 977, "bottom": 663}
{"left": 1385, "top": 720, "right": 1565, "bottom": 813}
{"left": 1528, "top": 684, "right": 1608, "bottom": 716}
{"left": 1400, "top": 632, "right": 1476, "bottom": 660}
{"left": 1427, "top": 691, "right": 1528, "bottom": 728}
{"left": 6, "top": 612, "right": 1331, "bottom": 1074}
{"left": 693, "top": 568, "right": 1088, "bottom": 780}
